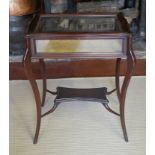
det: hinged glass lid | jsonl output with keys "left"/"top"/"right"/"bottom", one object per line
{"left": 35, "top": 15, "right": 122, "bottom": 33}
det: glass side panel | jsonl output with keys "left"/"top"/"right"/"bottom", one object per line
{"left": 36, "top": 16, "right": 121, "bottom": 33}
{"left": 36, "top": 39, "right": 123, "bottom": 54}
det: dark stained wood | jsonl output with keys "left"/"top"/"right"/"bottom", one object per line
{"left": 118, "top": 35, "right": 136, "bottom": 142}
{"left": 115, "top": 58, "right": 121, "bottom": 100}
{"left": 39, "top": 59, "right": 47, "bottom": 107}
{"left": 9, "top": 58, "right": 146, "bottom": 80}
{"left": 41, "top": 87, "right": 120, "bottom": 117}
{"left": 27, "top": 13, "right": 130, "bottom": 59}
{"left": 23, "top": 40, "right": 42, "bottom": 144}
{"left": 21, "top": 12, "right": 143, "bottom": 143}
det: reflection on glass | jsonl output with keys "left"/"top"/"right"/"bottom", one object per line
{"left": 36, "top": 16, "right": 120, "bottom": 33}
{"left": 36, "top": 39, "right": 123, "bottom": 54}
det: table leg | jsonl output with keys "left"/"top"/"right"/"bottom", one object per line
{"left": 23, "top": 49, "right": 41, "bottom": 144}
{"left": 39, "top": 59, "right": 47, "bottom": 107}
{"left": 115, "top": 37, "right": 136, "bottom": 142}
{"left": 115, "top": 58, "right": 121, "bottom": 100}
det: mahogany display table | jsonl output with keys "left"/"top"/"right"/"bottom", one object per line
{"left": 23, "top": 13, "right": 136, "bottom": 144}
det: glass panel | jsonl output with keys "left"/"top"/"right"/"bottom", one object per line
{"left": 36, "top": 16, "right": 121, "bottom": 33}
{"left": 36, "top": 39, "right": 123, "bottom": 54}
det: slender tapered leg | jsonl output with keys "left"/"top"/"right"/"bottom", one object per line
{"left": 115, "top": 36, "right": 136, "bottom": 142}
{"left": 119, "top": 55, "right": 135, "bottom": 142}
{"left": 23, "top": 49, "right": 42, "bottom": 144}
{"left": 115, "top": 58, "right": 121, "bottom": 100}
{"left": 39, "top": 59, "right": 47, "bottom": 107}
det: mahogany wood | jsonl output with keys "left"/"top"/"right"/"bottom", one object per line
{"left": 118, "top": 35, "right": 136, "bottom": 142}
{"left": 23, "top": 40, "right": 42, "bottom": 144}
{"left": 39, "top": 59, "right": 47, "bottom": 107}
{"left": 21, "top": 12, "right": 140, "bottom": 144}
{"left": 41, "top": 87, "right": 120, "bottom": 117}
{"left": 9, "top": 59, "right": 145, "bottom": 80}
{"left": 115, "top": 58, "right": 121, "bottom": 101}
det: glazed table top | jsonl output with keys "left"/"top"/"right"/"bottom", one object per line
{"left": 26, "top": 13, "right": 130, "bottom": 59}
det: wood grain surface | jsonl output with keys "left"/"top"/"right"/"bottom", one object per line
{"left": 9, "top": 59, "right": 146, "bottom": 80}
